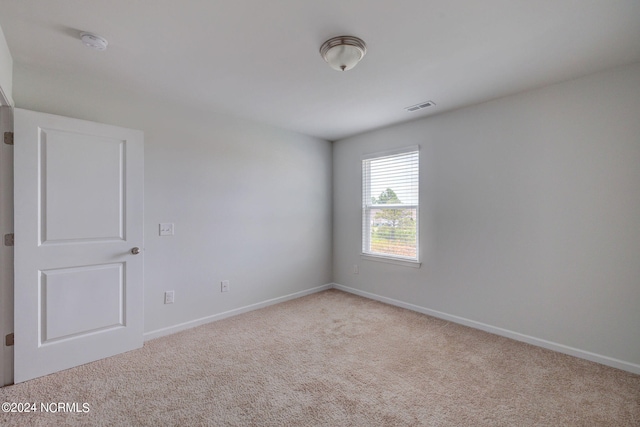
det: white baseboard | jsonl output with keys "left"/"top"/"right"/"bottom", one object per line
{"left": 332, "top": 283, "right": 640, "bottom": 375}
{"left": 144, "top": 284, "right": 332, "bottom": 341}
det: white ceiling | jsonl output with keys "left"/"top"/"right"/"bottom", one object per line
{"left": 1, "top": 1, "right": 639, "bottom": 141}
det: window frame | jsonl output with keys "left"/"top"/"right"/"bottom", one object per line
{"left": 361, "top": 146, "right": 420, "bottom": 268}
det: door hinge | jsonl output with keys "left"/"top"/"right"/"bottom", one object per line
{"left": 4, "top": 233, "right": 14, "bottom": 246}
{"left": 5, "top": 333, "right": 13, "bottom": 347}
{"left": 3, "top": 131, "right": 13, "bottom": 145}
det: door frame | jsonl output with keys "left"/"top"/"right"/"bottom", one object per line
{"left": 0, "top": 105, "right": 13, "bottom": 386}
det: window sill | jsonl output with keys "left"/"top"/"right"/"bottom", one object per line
{"left": 361, "top": 254, "right": 421, "bottom": 268}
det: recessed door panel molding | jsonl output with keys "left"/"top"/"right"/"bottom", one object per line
{"left": 39, "top": 127, "right": 126, "bottom": 245}
{"left": 40, "top": 263, "right": 125, "bottom": 344}
{"left": 14, "top": 109, "right": 144, "bottom": 383}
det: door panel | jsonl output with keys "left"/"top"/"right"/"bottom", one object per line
{"left": 41, "top": 263, "right": 124, "bottom": 343}
{"left": 40, "top": 129, "right": 125, "bottom": 243}
{"left": 14, "top": 109, "right": 144, "bottom": 383}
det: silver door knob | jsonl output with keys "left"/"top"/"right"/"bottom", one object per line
{"left": 131, "top": 247, "right": 141, "bottom": 255}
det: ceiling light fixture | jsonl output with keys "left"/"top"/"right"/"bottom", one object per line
{"left": 80, "top": 32, "right": 108, "bottom": 51}
{"left": 320, "top": 36, "right": 367, "bottom": 71}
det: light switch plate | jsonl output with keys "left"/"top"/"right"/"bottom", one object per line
{"left": 164, "top": 291, "right": 174, "bottom": 304}
{"left": 159, "top": 223, "right": 174, "bottom": 236}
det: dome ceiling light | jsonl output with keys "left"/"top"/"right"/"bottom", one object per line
{"left": 319, "top": 36, "right": 367, "bottom": 71}
{"left": 80, "top": 32, "right": 108, "bottom": 51}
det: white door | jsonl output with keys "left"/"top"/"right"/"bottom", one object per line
{"left": 13, "top": 109, "right": 144, "bottom": 383}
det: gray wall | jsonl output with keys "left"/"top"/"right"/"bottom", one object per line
{"left": 13, "top": 64, "right": 333, "bottom": 335}
{"left": 333, "top": 63, "right": 640, "bottom": 370}
{"left": 0, "top": 24, "right": 12, "bottom": 106}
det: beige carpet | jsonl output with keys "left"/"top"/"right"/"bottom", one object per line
{"left": 1, "top": 289, "right": 638, "bottom": 426}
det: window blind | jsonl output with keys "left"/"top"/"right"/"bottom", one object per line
{"left": 362, "top": 147, "right": 419, "bottom": 261}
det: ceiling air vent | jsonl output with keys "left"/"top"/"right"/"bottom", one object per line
{"left": 405, "top": 101, "right": 436, "bottom": 112}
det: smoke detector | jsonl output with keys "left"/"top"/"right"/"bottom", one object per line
{"left": 80, "top": 32, "right": 108, "bottom": 51}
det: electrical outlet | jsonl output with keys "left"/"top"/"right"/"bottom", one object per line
{"left": 221, "top": 280, "right": 229, "bottom": 292}
{"left": 353, "top": 264, "right": 359, "bottom": 274}
{"left": 164, "top": 291, "right": 175, "bottom": 304}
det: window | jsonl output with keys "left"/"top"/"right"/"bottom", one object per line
{"left": 362, "top": 146, "right": 419, "bottom": 264}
